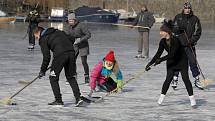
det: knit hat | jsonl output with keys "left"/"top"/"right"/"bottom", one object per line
{"left": 160, "top": 19, "right": 173, "bottom": 34}
{"left": 184, "top": 1, "right": 192, "bottom": 9}
{"left": 105, "top": 50, "right": 115, "bottom": 62}
{"left": 68, "top": 13, "right": 76, "bottom": 20}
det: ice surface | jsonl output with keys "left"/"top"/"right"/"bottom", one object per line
{"left": 0, "top": 22, "right": 215, "bottom": 121}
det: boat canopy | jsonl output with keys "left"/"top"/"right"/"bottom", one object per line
{"left": 74, "top": 6, "right": 115, "bottom": 16}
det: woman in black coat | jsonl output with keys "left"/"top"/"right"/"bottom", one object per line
{"left": 145, "top": 20, "right": 196, "bottom": 107}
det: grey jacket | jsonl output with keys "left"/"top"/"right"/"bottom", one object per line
{"left": 64, "top": 22, "right": 91, "bottom": 56}
{"left": 133, "top": 10, "right": 155, "bottom": 32}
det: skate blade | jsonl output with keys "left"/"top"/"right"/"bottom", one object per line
{"left": 201, "top": 79, "right": 213, "bottom": 88}
{"left": 18, "top": 80, "right": 30, "bottom": 85}
{"left": 49, "top": 105, "right": 64, "bottom": 108}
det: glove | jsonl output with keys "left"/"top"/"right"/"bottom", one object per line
{"left": 88, "top": 89, "right": 95, "bottom": 97}
{"left": 117, "top": 80, "right": 124, "bottom": 90}
{"left": 188, "top": 40, "right": 197, "bottom": 47}
{"left": 145, "top": 63, "right": 152, "bottom": 71}
{"left": 73, "top": 44, "right": 79, "bottom": 55}
{"left": 74, "top": 38, "right": 81, "bottom": 45}
{"left": 154, "top": 59, "right": 161, "bottom": 66}
{"left": 39, "top": 71, "right": 45, "bottom": 79}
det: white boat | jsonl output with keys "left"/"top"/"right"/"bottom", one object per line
{"left": 153, "top": 13, "right": 165, "bottom": 23}
{"left": 116, "top": 9, "right": 137, "bottom": 20}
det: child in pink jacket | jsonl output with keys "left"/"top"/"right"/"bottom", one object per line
{"left": 89, "top": 50, "right": 124, "bottom": 96}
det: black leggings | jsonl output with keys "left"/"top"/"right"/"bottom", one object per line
{"left": 81, "top": 56, "right": 89, "bottom": 75}
{"left": 161, "top": 68, "right": 193, "bottom": 96}
{"left": 98, "top": 77, "right": 117, "bottom": 92}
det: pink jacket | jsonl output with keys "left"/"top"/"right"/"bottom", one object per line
{"left": 90, "top": 61, "right": 106, "bottom": 90}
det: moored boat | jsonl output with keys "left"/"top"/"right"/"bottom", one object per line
{"left": 0, "top": 10, "right": 16, "bottom": 23}
{"left": 74, "top": 6, "right": 119, "bottom": 23}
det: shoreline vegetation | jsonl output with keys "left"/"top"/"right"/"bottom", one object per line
{"left": 0, "top": 0, "right": 215, "bottom": 23}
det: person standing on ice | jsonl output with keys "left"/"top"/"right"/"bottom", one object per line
{"left": 25, "top": 9, "right": 41, "bottom": 50}
{"left": 64, "top": 13, "right": 91, "bottom": 84}
{"left": 132, "top": 4, "right": 155, "bottom": 58}
{"left": 171, "top": 1, "right": 203, "bottom": 90}
{"left": 33, "top": 26, "right": 83, "bottom": 107}
{"left": 88, "top": 50, "right": 124, "bottom": 97}
{"left": 145, "top": 20, "right": 196, "bottom": 107}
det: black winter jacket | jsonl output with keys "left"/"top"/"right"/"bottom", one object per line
{"left": 25, "top": 14, "right": 41, "bottom": 25}
{"left": 173, "top": 11, "right": 202, "bottom": 45}
{"left": 39, "top": 28, "right": 75, "bottom": 72}
{"left": 133, "top": 10, "right": 155, "bottom": 32}
{"left": 148, "top": 37, "right": 188, "bottom": 70}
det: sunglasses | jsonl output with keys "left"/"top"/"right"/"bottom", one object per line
{"left": 184, "top": 7, "right": 191, "bottom": 9}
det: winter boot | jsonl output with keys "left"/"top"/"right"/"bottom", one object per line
{"left": 157, "top": 94, "right": 165, "bottom": 105}
{"left": 189, "top": 95, "right": 197, "bottom": 108}
{"left": 194, "top": 76, "right": 204, "bottom": 90}
{"left": 48, "top": 100, "right": 64, "bottom": 107}
{"left": 171, "top": 76, "right": 178, "bottom": 90}
{"left": 135, "top": 54, "right": 144, "bottom": 58}
{"left": 75, "top": 98, "right": 84, "bottom": 107}
{"left": 84, "top": 74, "right": 90, "bottom": 84}
{"left": 28, "top": 44, "right": 34, "bottom": 50}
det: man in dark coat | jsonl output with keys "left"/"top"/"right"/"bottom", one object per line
{"left": 25, "top": 9, "right": 41, "bottom": 50}
{"left": 33, "top": 26, "right": 83, "bottom": 107}
{"left": 64, "top": 13, "right": 91, "bottom": 84}
{"left": 133, "top": 4, "right": 155, "bottom": 58}
{"left": 172, "top": 1, "right": 203, "bottom": 90}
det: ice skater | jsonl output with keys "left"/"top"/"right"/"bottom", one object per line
{"left": 172, "top": 1, "right": 203, "bottom": 90}
{"left": 25, "top": 9, "right": 41, "bottom": 50}
{"left": 64, "top": 13, "right": 91, "bottom": 84}
{"left": 88, "top": 50, "right": 124, "bottom": 97}
{"left": 132, "top": 4, "right": 155, "bottom": 58}
{"left": 145, "top": 20, "right": 196, "bottom": 107}
{"left": 33, "top": 26, "right": 83, "bottom": 107}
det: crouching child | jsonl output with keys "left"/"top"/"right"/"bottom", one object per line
{"left": 89, "top": 50, "right": 124, "bottom": 96}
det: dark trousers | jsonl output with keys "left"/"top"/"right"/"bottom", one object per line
{"left": 177, "top": 34, "right": 200, "bottom": 78}
{"left": 162, "top": 68, "right": 193, "bottom": 96}
{"left": 185, "top": 47, "right": 200, "bottom": 77}
{"left": 81, "top": 56, "right": 89, "bottom": 76}
{"left": 28, "top": 24, "right": 38, "bottom": 45}
{"left": 49, "top": 52, "right": 81, "bottom": 101}
{"left": 174, "top": 47, "right": 200, "bottom": 78}
{"left": 74, "top": 48, "right": 89, "bottom": 76}
{"left": 98, "top": 77, "right": 117, "bottom": 92}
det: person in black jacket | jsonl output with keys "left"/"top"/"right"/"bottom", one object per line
{"left": 64, "top": 13, "right": 91, "bottom": 84}
{"left": 25, "top": 9, "right": 41, "bottom": 50}
{"left": 145, "top": 20, "right": 196, "bottom": 107}
{"left": 172, "top": 1, "right": 203, "bottom": 90}
{"left": 133, "top": 5, "right": 155, "bottom": 58}
{"left": 33, "top": 26, "right": 83, "bottom": 107}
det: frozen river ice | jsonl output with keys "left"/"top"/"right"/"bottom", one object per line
{"left": 0, "top": 22, "right": 215, "bottom": 121}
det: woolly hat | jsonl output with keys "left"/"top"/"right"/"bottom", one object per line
{"left": 68, "top": 13, "right": 76, "bottom": 20}
{"left": 105, "top": 50, "right": 115, "bottom": 62}
{"left": 184, "top": 1, "right": 192, "bottom": 9}
{"left": 160, "top": 19, "right": 173, "bottom": 34}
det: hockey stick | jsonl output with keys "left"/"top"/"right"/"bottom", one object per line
{"left": 183, "top": 31, "right": 213, "bottom": 88}
{"left": 112, "top": 23, "right": 150, "bottom": 29}
{"left": 0, "top": 67, "right": 51, "bottom": 105}
{"left": 105, "top": 65, "right": 154, "bottom": 97}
